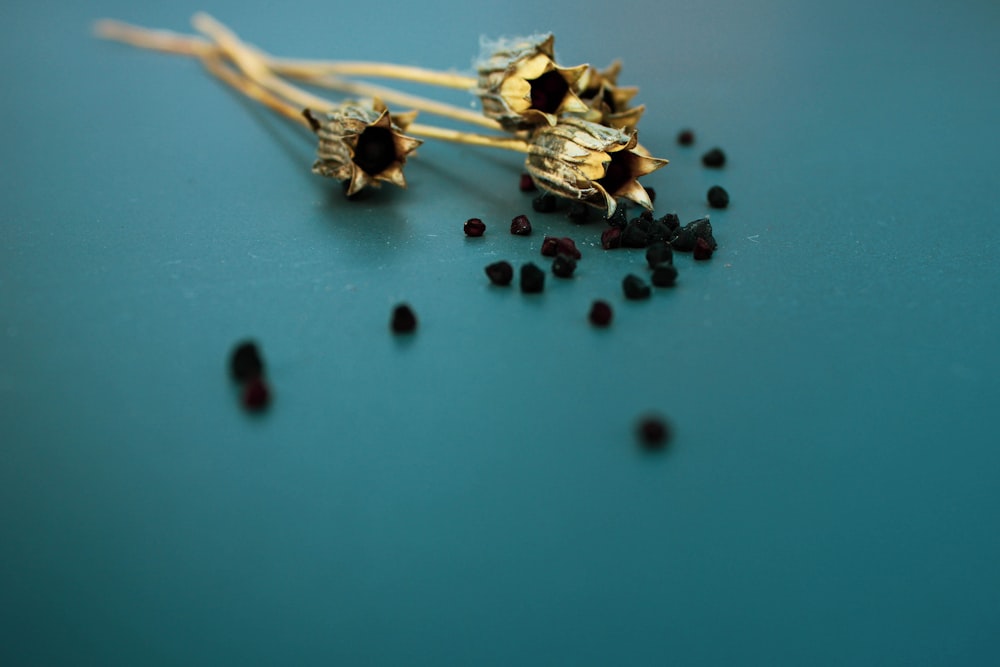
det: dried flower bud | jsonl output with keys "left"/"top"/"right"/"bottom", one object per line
{"left": 303, "top": 99, "right": 422, "bottom": 196}
{"left": 574, "top": 61, "right": 645, "bottom": 131}
{"left": 475, "top": 33, "right": 589, "bottom": 130}
{"left": 524, "top": 116, "right": 667, "bottom": 216}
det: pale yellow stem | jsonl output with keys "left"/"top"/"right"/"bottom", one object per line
{"left": 199, "top": 54, "right": 312, "bottom": 129}
{"left": 271, "top": 59, "right": 476, "bottom": 89}
{"left": 407, "top": 123, "right": 529, "bottom": 153}
{"left": 94, "top": 19, "right": 211, "bottom": 57}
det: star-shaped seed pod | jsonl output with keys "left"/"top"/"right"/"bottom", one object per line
{"left": 303, "top": 100, "right": 422, "bottom": 196}
{"left": 524, "top": 116, "right": 667, "bottom": 215}
{"left": 575, "top": 62, "right": 645, "bottom": 131}
{"left": 475, "top": 33, "right": 590, "bottom": 131}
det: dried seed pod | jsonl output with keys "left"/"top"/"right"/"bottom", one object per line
{"left": 574, "top": 61, "right": 645, "bottom": 131}
{"left": 524, "top": 116, "right": 667, "bottom": 216}
{"left": 475, "top": 33, "right": 589, "bottom": 131}
{"left": 304, "top": 100, "right": 422, "bottom": 196}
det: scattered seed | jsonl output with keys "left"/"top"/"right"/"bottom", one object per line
{"left": 540, "top": 236, "right": 560, "bottom": 257}
{"left": 567, "top": 202, "right": 591, "bottom": 223}
{"left": 651, "top": 262, "right": 679, "bottom": 287}
{"left": 520, "top": 262, "right": 545, "bottom": 293}
{"left": 230, "top": 340, "right": 264, "bottom": 383}
{"left": 672, "top": 217, "right": 717, "bottom": 252}
{"left": 464, "top": 217, "right": 486, "bottom": 237}
{"left": 702, "top": 147, "right": 726, "bottom": 168}
{"left": 588, "top": 300, "right": 613, "bottom": 327}
{"left": 677, "top": 129, "right": 694, "bottom": 146}
{"left": 510, "top": 214, "right": 532, "bottom": 236}
{"left": 622, "top": 274, "right": 651, "bottom": 300}
{"left": 485, "top": 260, "right": 514, "bottom": 286}
{"left": 605, "top": 206, "right": 628, "bottom": 229}
{"left": 551, "top": 254, "right": 577, "bottom": 278}
{"left": 556, "top": 237, "right": 581, "bottom": 259}
{"left": 622, "top": 219, "right": 652, "bottom": 248}
{"left": 601, "top": 227, "right": 622, "bottom": 249}
{"left": 707, "top": 185, "right": 729, "bottom": 209}
{"left": 241, "top": 376, "right": 271, "bottom": 412}
{"left": 532, "top": 192, "right": 558, "bottom": 212}
{"left": 636, "top": 415, "right": 671, "bottom": 450}
{"left": 390, "top": 303, "right": 418, "bottom": 333}
{"left": 519, "top": 173, "right": 537, "bottom": 192}
{"left": 658, "top": 212, "right": 680, "bottom": 233}
{"left": 645, "top": 241, "right": 673, "bottom": 269}
{"left": 693, "top": 237, "right": 714, "bottom": 260}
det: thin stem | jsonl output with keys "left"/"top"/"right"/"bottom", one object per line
{"left": 199, "top": 54, "right": 312, "bottom": 129}
{"left": 407, "top": 123, "right": 529, "bottom": 153}
{"left": 271, "top": 59, "right": 476, "bottom": 90}
{"left": 94, "top": 19, "right": 211, "bottom": 57}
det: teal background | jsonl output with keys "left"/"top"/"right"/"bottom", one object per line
{"left": 2, "top": 0, "right": 999, "bottom": 664}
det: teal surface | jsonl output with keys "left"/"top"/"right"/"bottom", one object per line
{"left": 2, "top": 0, "right": 999, "bottom": 664}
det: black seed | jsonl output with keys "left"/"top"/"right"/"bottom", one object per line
{"left": 601, "top": 227, "right": 622, "bottom": 249}
{"left": 519, "top": 173, "right": 537, "bottom": 192}
{"left": 622, "top": 274, "right": 651, "bottom": 300}
{"left": 520, "top": 262, "right": 545, "bottom": 293}
{"left": 532, "top": 192, "right": 558, "bottom": 212}
{"left": 485, "top": 260, "right": 514, "bottom": 286}
{"left": 693, "top": 237, "right": 714, "bottom": 260}
{"left": 588, "top": 300, "right": 613, "bottom": 327}
{"left": 685, "top": 217, "right": 718, "bottom": 249}
{"left": 353, "top": 126, "right": 396, "bottom": 175}
{"left": 622, "top": 220, "right": 652, "bottom": 248}
{"left": 707, "top": 185, "right": 729, "bottom": 209}
{"left": 390, "top": 303, "right": 417, "bottom": 333}
{"left": 528, "top": 70, "right": 569, "bottom": 114}
{"left": 657, "top": 212, "right": 681, "bottom": 232}
{"left": 670, "top": 227, "right": 695, "bottom": 252}
{"left": 677, "top": 129, "right": 694, "bottom": 146}
{"left": 510, "top": 214, "right": 532, "bottom": 235}
{"left": 645, "top": 241, "right": 673, "bottom": 269}
{"left": 605, "top": 206, "right": 628, "bottom": 229}
{"left": 464, "top": 218, "right": 486, "bottom": 237}
{"left": 651, "top": 262, "right": 679, "bottom": 287}
{"left": 637, "top": 415, "right": 671, "bottom": 449}
{"left": 551, "top": 254, "right": 577, "bottom": 278}
{"left": 567, "top": 202, "right": 591, "bottom": 222}
{"left": 702, "top": 147, "right": 726, "bottom": 168}
{"left": 230, "top": 340, "right": 264, "bottom": 383}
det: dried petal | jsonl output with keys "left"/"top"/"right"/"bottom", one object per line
{"left": 574, "top": 61, "right": 645, "bottom": 131}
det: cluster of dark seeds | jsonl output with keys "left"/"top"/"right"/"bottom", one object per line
{"left": 229, "top": 340, "right": 270, "bottom": 412}
{"left": 391, "top": 303, "right": 418, "bottom": 333}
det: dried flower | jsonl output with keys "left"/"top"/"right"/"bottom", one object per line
{"left": 524, "top": 116, "right": 667, "bottom": 215}
{"left": 475, "top": 33, "right": 589, "bottom": 130}
{"left": 303, "top": 100, "right": 422, "bottom": 196}
{"left": 575, "top": 61, "right": 645, "bottom": 131}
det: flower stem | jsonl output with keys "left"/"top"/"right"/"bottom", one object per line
{"left": 199, "top": 54, "right": 313, "bottom": 129}
{"left": 406, "top": 124, "right": 529, "bottom": 153}
{"left": 271, "top": 59, "right": 476, "bottom": 90}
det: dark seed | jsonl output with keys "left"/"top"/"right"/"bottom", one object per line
{"left": 645, "top": 241, "right": 673, "bottom": 269}
{"left": 685, "top": 217, "right": 718, "bottom": 249}
{"left": 670, "top": 227, "right": 695, "bottom": 252}
{"left": 551, "top": 254, "right": 577, "bottom": 278}
{"left": 622, "top": 220, "right": 652, "bottom": 248}
{"left": 390, "top": 303, "right": 418, "bottom": 333}
{"left": 601, "top": 227, "right": 622, "bottom": 249}
{"left": 622, "top": 274, "right": 651, "bottom": 300}
{"left": 485, "top": 260, "right": 514, "bottom": 286}
{"left": 230, "top": 340, "right": 264, "bottom": 383}
{"left": 519, "top": 173, "right": 537, "bottom": 192}
{"left": 637, "top": 415, "right": 671, "bottom": 449}
{"left": 588, "top": 300, "right": 613, "bottom": 327}
{"left": 567, "top": 202, "right": 591, "bottom": 222}
{"left": 707, "top": 185, "right": 729, "bottom": 209}
{"left": 242, "top": 376, "right": 271, "bottom": 412}
{"left": 556, "top": 237, "right": 581, "bottom": 259}
{"left": 646, "top": 187, "right": 657, "bottom": 204}
{"left": 657, "top": 212, "right": 680, "bottom": 233}
{"left": 605, "top": 206, "right": 628, "bottom": 229}
{"left": 510, "top": 214, "right": 532, "bottom": 236}
{"left": 651, "top": 262, "right": 679, "bottom": 287}
{"left": 520, "top": 262, "right": 545, "bottom": 293}
{"left": 677, "top": 129, "right": 694, "bottom": 146}
{"left": 702, "top": 147, "right": 726, "bottom": 168}
{"left": 693, "top": 237, "right": 714, "bottom": 260}
{"left": 540, "top": 236, "right": 560, "bottom": 257}
{"left": 464, "top": 218, "right": 486, "bottom": 237}
{"left": 532, "top": 192, "right": 558, "bottom": 212}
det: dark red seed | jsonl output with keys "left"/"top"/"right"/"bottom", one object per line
{"left": 520, "top": 262, "right": 545, "bottom": 293}
{"left": 390, "top": 303, "right": 418, "bottom": 333}
{"left": 230, "top": 340, "right": 264, "bottom": 383}
{"left": 510, "top": 214, "right": 532, "bottom": 236}
{"left": 637, "top": 415, "right": 671, "bottom": 449}
{"left": 601, "top": 227, "right": 622, "bottom": 249}
{"left": 693, "top": 237, "right": 714, "bottom": 260}
{"left": 540, "top": 236, "right": 560, "bottom": 257}
{"left": 702, "top": 147, "right": 726, "bottom": 168}
{"left": 677, "top": 129, "right": 694, "bottom": 146}
{"left": 645, "top": 242, "right": 673, "bottom": 269}
{"left": 532, "top": 193, "right": 558, "bottom": 212}
{"left": 651, "top": 262, "right": 679, "bottom": 287}
{"left": 707, "top": 185, "right": 729, "bottom": 209}
{"left": 464, "top": 218, "right": 486, "bottom": 236}
{"left": 519, "top": 173, "right": 538, "bottom": 192}
{"left": 551, "top": 254, "right": 577, "bottom": 278}
{"left": 485, "top": 260, "right": 514, "bottom": 286}
{"left": 588, "top": 300, "right": 613, "bottom": 327}
{"left": 623, "top": 274, "right": 651, "bottom": 300}
{"left": 242, "top": 377, "right": 270, "bottom": 412}
{"left": 556, "top": 237, "right": 581, "bottom": 259}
